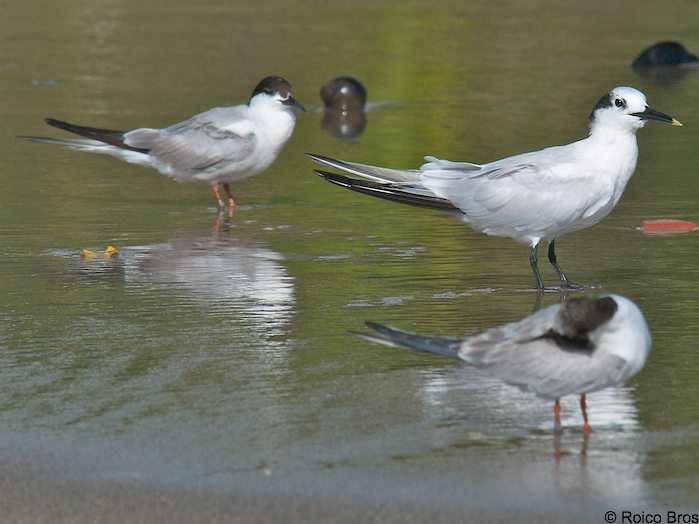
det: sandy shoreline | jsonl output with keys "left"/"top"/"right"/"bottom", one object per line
{"left": 0, "top": 445, "right": 598, "bottom": 524}
{"left": 0, "top": 429, "right": 638, "bottom": 524}
{"left": 0, "top": 474, "right": 592, "bottom": 524}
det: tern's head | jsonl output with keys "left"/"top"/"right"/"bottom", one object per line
{"left": 589, "top": 86, "right": 681, "bottom": 132}
{"left": 249, "top": 76, "right": 306, "bottom": 113}
{"left": 596, "top": 294, "right": 652, "bottom": 380}
{"left": 555, "top": 294, "right": 651, "bottom": 382}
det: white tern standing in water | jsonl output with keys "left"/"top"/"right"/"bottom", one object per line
{"left": 20, "top": 76, "right": 306, "bottom": 209}
{"left": 309, "top": 86, "right": 681, "bottom": 290}
{"left": 353, "top": 294, "right": 651, "bottom": 433}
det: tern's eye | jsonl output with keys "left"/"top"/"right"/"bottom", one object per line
{"left": 263, "top": 88, "right": 273, "bottom": 95}
{"left": 614, "top": 98, "right": 626, "bottom": 109}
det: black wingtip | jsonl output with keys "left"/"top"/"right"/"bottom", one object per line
{"left": 44, "top": 117, "right": 87, "bottom": 135}
{"left": 364, "top": 321, "right": 403, "bottom": 340}
{"left": 313, "top": 170, "right": 459, "bottom": 211}
{"left": 45, "top": 117, "right": 71, "bottom": 130}
{"left": 306, "top": 152, "right": 342, "bottom": 166}
{"left": 314, "top": 169, "right": 354, "bottom": 187}
{"left": 306, "top": 152, "right": 331, "bottom": 160}
{"left": 41, "top": 118, "right": 149, "bottom": 153}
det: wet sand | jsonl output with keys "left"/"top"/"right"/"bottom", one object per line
{"left": 0, "top": 472, "right": 593, "bottom": 524}
{"left": 0, "top": 443, "right": 607, "bottom": 524}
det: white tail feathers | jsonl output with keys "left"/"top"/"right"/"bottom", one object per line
{"left": 19, "top": 136, "right": 151, "bottom": 165}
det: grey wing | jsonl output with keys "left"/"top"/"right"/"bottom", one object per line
{"left": 472, "top": 146, "right": 573, "bottom": 180}
{"left": 420, "top": 147, "right": 613, "bottom": 234}
{"left": 480, "top": 343, "right": 628, "bottom": 398}
{"left": 419, "top": 149, "right": 560, "bottom": 213}
{"left": 460, "top": 304, "right": 561, "bottom": 350}
{"left": 460, "top": 307, "right": 630, "bottom": 398}
{"left": 124, "top": 107, "right": 257, "bottom": 176}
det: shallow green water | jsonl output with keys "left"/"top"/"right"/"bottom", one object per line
{"left": 1, "top": 0, "right": 699, "bottom": 517}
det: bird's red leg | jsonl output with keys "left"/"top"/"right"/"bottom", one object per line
{"left": 554, "top": 398, "right": 562, "bottom": 434}
{"left": 222, "top": 183, "right": 236, "bottom": 209}
{"left": 212, "top": 183, "right": 225, "bottom": 208}
{"left": 580, "top": 394, "right": 591, "bottom": 434}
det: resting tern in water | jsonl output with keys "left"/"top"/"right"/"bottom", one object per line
{"left": 309, "top": 86, "right": 681, "bottom": 290}
{"left": 20, "top": 76, "right": 306, "bottom": 208}
{"left": 353, "top": 294, "right": 651, "bottom": 433}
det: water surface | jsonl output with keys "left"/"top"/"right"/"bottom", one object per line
{"left": 1, "top": 0, "right": 699, "bottom": 520}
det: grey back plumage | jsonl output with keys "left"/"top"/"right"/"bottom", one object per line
{"left": 459, "top": 297, "right": 627, "bottom": 398}
{"left": 356, "top": 295, "right": 649, "bottom": 401}
{"left": 124, "top": 106, "right": 258, "bottom": 179}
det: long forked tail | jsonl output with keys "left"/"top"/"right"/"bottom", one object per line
{"left": 18, "top": 118, "right": 148, "bottom": 154}
{"left": 351, "top": 321, "right": 462, "bottom": 359}
{"left": 45, "top": 118, "right": 148, "bottom": 152}
{"left": 308, "top": 153, "right": 460, "bottom": 211}
{"left": 308, "top": 153, "right": 421, "bottom": 183}
{"left": 314, "top": 169, "right": 458, "bottom": 211}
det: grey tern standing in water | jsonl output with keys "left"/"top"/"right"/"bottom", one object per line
{"left": 353, "top": 294, "right": 651, "bottom": 433}
{"left": 20, "top": 76, "right": 306, "bottom": 208}
{"left": 309, "top": 86, "right": 681, "bottom": 290}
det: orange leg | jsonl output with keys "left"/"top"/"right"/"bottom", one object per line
{"left": 222, "top": 183, "right": 236, "bottom": 209}
{"left": 553, "top": 398, "right": 562, "bottom": 434}
{"left": 580, "top": 394, "right": 591, "bottom": 434}
{"left": 212, "top": 183, "right": 225, "bottom": 208}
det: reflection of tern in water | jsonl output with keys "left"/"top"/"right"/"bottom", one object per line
{"left": 353, "top": 294, "right": 651, "bottom": 433}
{"left": 122, "top": 234, "right": 295, "bottom": 337}
{"left": 35, "top": 234, "right": 296, "bottom": 436}
{"left": 420, "top": 367, "right": 642, "bottom": 432}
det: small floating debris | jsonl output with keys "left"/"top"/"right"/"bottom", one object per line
{"left": 320, "top": 76, "right": 367, "bottom": 113}
{"left": 632, "top": 42, "right": 699, "bottom": 68}
{"left": 640, "top": 219, "right": 697, "bottom": 234}
{"left": 320, "top": 76, "right": 368, "bottom": 139}
{"left": 81, "top": 245, "right": 120, "bottom": 259}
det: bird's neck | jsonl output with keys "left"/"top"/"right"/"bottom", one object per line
{"left": 585, "top": 122, "right": 639, "bottom": 157}
{"left": 581, "top": 123, "right": 639, "bottom": 201}
{"left": 588, "top": 119, "right": 640, "bottom": 141}
{"left": 250, "top": 103, "right": 296, "bottom": 147}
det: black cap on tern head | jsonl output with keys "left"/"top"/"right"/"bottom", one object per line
{"left": 589, "top": 86, "right": 681, "bottom": 126}
{"left": 558, "top": 296, "right": 618, "bottom": 337}
{"left": 589, "top": 91, "right": 614, "bottom": 121}
{"left": 250, "top": 76, "right": 306, "bottom": 112}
